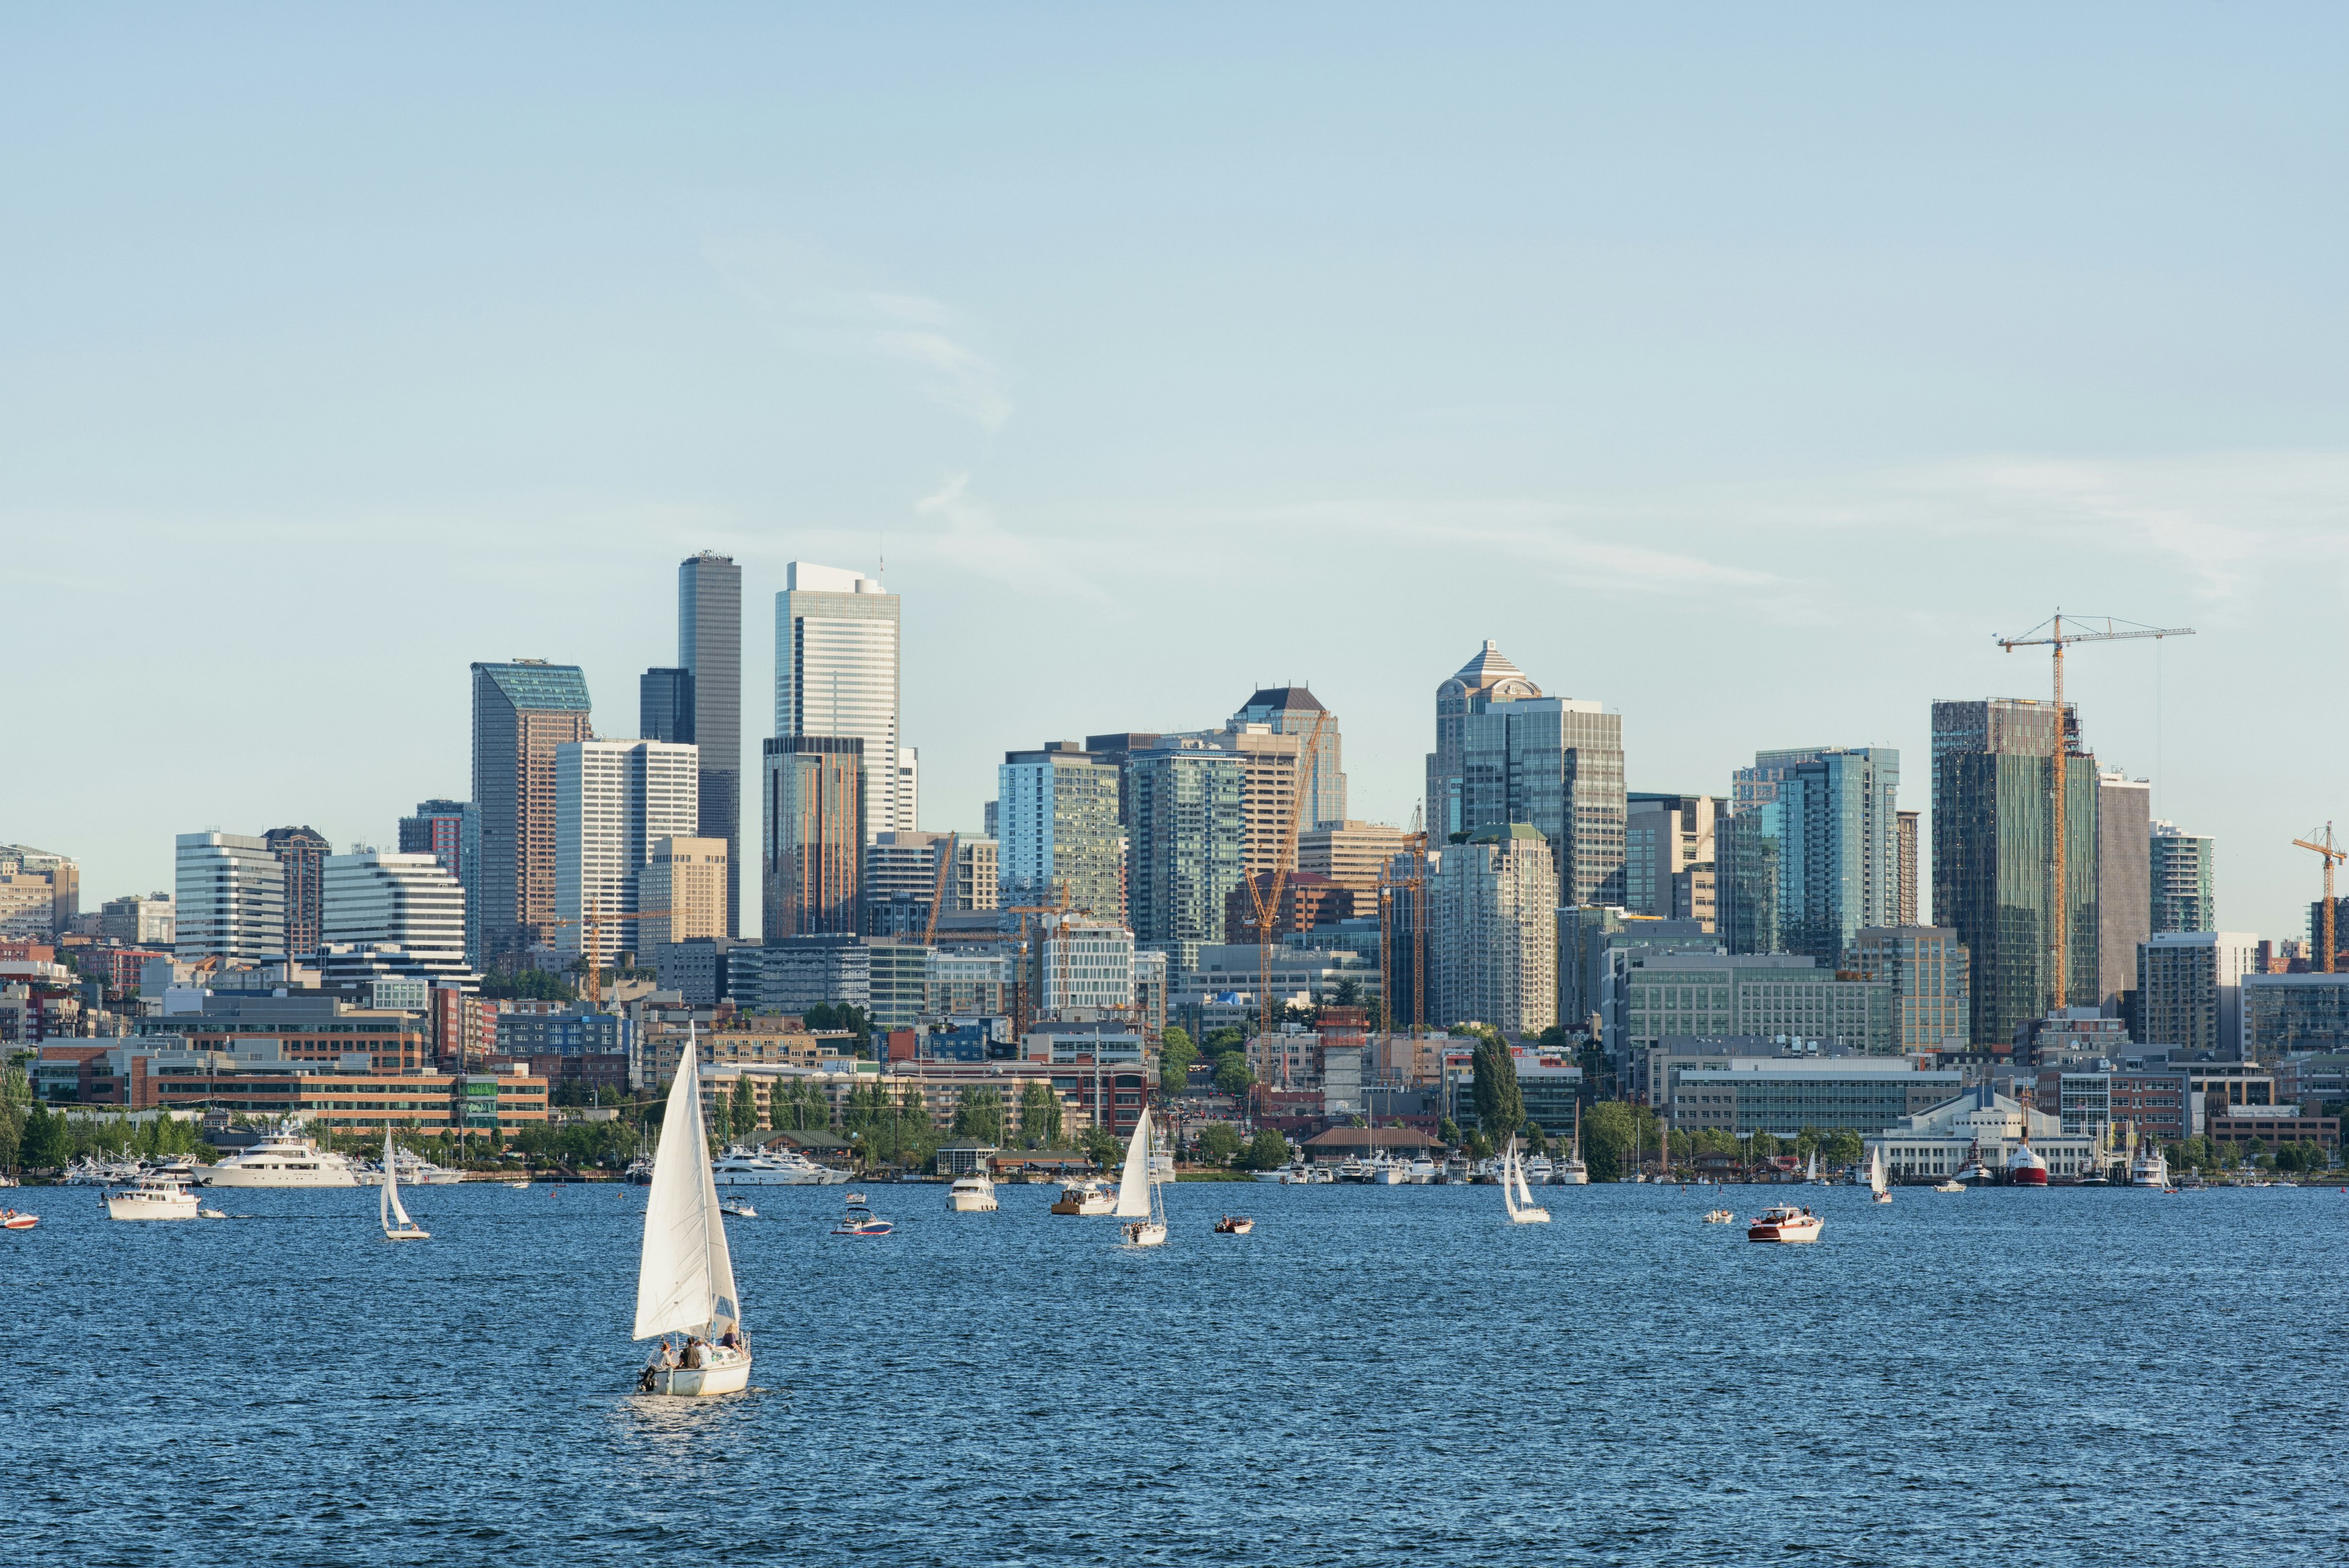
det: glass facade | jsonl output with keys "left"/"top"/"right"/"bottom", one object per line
{"left": 2149, "top": 820, "right": 2216, "bottom": 934}
{"left": 1720, "top": 748, "right": 1900, "bottom": 962}
{"left": 1127, "top": 749, "right": 1244, "bottom": 979}
{"left": 1459, "top": 697, "right": 1626, "bottom": 908}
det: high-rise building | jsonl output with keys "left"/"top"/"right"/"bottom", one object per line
{"left": 1845, "top": 926, "right": 1971, "bottom": 1051}
{"left": 1625, "top": 793, "right": 1723, "bottom": 929}
{"left": 774, "top": 561, "right": 907, "bottom": 838}
{"left": 2241, "top": 972, "right": 2349, "bottom": 1058}
{"left": 2095, "top": 771, "right": 2152, "bottom": 1014}
{"left": 679, "top": 551, "right": 743, "bottom": 935}
{"left": 1298, "top": 820, "right": 1411, "bottom": 897}
{"left": 1427, "top": 642, "right": 1542, "bottom": 842}
{"left": 100, "top": 893, "right": 176, "bottom": 947}
{"left": 262, "top": 825, "right": 331, "bottom": 960}
{"left": 1896, "top": 810, "right": 1920, "bottom": 926}
{"left": 763, "top": 735, "right": 866, "bottom": 940}
{"left": 1126, "top": 748, "right": 1245, "bottom": 979}
{"left": 861, "top": 830, "right": 992, "bottom": 937}
{"left": 1931, "top": 699, "right": 2098, "bottom": 1047}
{"left": 2149, "top": 820, "right": 2216, "bottom": 934}
{"left": 1718, "top": 749, "right": 1900, "bottom": 964}
{"left": 996, "top": 743, "right": 1123, "bottom": 920}
{"left": 639, "top": 667, "right": 692, "bottom": 744}
{"left": 1452, "top": 677, "right": 1626, "bottom": 908}
{"left": 1037, "top": 916, "right": 1137, "bottom": 1014}
{"left": 2137, "top": 932, "right": 2257, "bottom": 1060}
{"left": 174, "top": 832, "right": 288, "bottom": 963}
{"left": 1230, "top": 686, "right": 1346, "bottom": 829}
{"left": 397, "top": 798, "right": 480, "bottom": 964}
{"left": 1083, "top": 732, "right": 1164, "bottom": 827}
{"left": 0, "top": 846, "right": 78, "bottom": 936}
{"left": 1431, "top": 824, "right": 1557, "bottom": 1038}
{"left": 319, "top": 851, "right": 474, "bottom": 989}
{"left": 471, "top": 660, "right": 593, "bottom": 963}
{"left": 640, "top": 835, "right": 727, "bottom": 954}
{"left": 553, "top": 739, "right": 699, "bottom": 956}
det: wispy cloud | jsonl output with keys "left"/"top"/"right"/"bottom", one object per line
{"left": 915, "top": 474, "right": 1114, "bottom": 606}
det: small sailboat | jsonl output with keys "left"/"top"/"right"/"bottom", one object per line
{"left": 1115, "top": 1105, "right": 1168, "bottom": 1247}
{"left": 1502, "top": 1138, "right": 1550, "bottom": 1224}
{"left": 1868, "top": 1145, "right": 1893, "bottom": 1205}
{"left": 1805, "top": 1150, "right": 1822, "bottom": 1184}
{"left": 380, "top": 1131, "right": 430, "bottom": 1241}
{"left": 634, "top": 1027, "right": 752, "bottom": 1397}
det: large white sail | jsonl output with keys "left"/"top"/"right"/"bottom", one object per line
{"left": 382, "top": 1131, "right": 415, "bottom": 1231}
{"left": 634, "top": 1028, "right": 742, "bottom": 1341}
{"left": 1112, "top": 1104, "right": 1154, "bottom": 1219}
{"left": 1512, "top": 1145, "right": 1535, "bottom": 1208}
{"left": 1868, "top": 1146, "right": 1889, "bottom": 1197}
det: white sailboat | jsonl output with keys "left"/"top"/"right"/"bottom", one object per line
{"left": 1868, "top": 1145, "right": 1892, "bottom": 1205}
{"left": 1805, "top": 1150, "right": 1821, "bottom": 1184}
{"left": 1114, "top": 1105, "right": 1167, "bottom": 1247}
{"left": 1556, "top": 1123, "right": 1589, "bottom": 1185}
{"left": 635, "top": 1028, "right": 751, "bottom": 1397}
{"left": 380, "top": 1131, "right": 429, "bottom": 1241}
{"left": 1502, "top": 1138, "right": 1550, "bottom": 1224}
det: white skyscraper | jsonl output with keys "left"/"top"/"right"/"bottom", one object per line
{"left": 775, "top": 561, "right": 910, "bottom": 838}
{"left": 320, "top": 851, "right": 474, "bottom": 987}
{"left": 174, "top": 832, "right": 288, "bottom": 963}
{"left": 555, "top": 739, "right": 700, "bottom": 954}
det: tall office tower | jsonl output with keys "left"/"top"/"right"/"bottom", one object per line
{"left": 774, "top": 560, "right": 906, "bottom": 838}
{"left": 261, "top": 825, "right": 330, "bottom": 960}
{"left": 1427, "top": 641, "right": 1542, "bottom": 841}
{"left": 554, "top": 739, "right": 699, "bottom": 956}
{"left": 1457, "top": 691, "right": 1627, "bottom": 908}
{"left": 1230, "top": 686, "right": 1346, "bottom": 828}
{"left": 1299, "top": 820, "right": 1412, "bottom": 897}
{"left": 2138, "top": 932, "right": 2257, "bottom": 1058}
{"left": 679, "top": 551, "right": 743, "bottom": 934}
{"left": 2149, "top": 820, "right": 2217, "bottom": 934}
{"left": 639, "top": 667, "right": 693, "bottom": 743}
{"left": 1624, "top": 793, "right": 1722, "bottom": 928}
{"left": 1932, "top": 699, "right": 2098, "bottom": 1047}
{"left": 319, "top": 850, "right": 474, "bottom": 987}
{"left": 1222, "top": 726, "right": 1307, "bottom": 879}
{"left": 398, "top": 798, "right": 480, "bottom": 965}
{"left": 996, "top": 743, "right": 1124, "bottom": 920}
{"left": 174, "top": 832, "right": 288, "bottom": 963}
{"left": 640, "top": 836, "right": 728, "bottom": 954}
{"left": 471, "top": 660, "right": 593, "bottom": 964}
{"left": 1127, "top": 748, "right": 1246, "bottom": 978}
{"left": 1846, "top": 926, "right": 1972, "bottom": 1051}
{"left": 0, "top": 846, "right": 78, "bottom": 935}
{"left": 1716, "top": 748, "right": 1899, "bottom": 963}
{"left": 763, "top": 735, "right": 866, "bottom": 939}
{"left": 1896, "top": 811, "right": 1920, "bottom": 926}
{"left": 2096, "top": 771, "right": 2153, "bottom": 1014}
{"left": 1430, "top": 825, "right": 1557, "bottom": 1037}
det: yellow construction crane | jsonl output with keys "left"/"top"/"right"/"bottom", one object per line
{"left": 543, "top": 897, "right": 671, "bottom": 1008}
{"left": 1997, "top": 612, "right": 2193, "bottom": 1013}
{"left": 2293, "top": 824, "right": 2345, "bottom": 973}
{"left": 920, "top": 831, "right": 959, "bottom": 947}
{"left": 1241, "top": 708, "right": 1331, "bottom": 1086}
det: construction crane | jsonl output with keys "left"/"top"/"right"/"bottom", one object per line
{"left": 920, "top": 831, "right": 959, "bottom": 947}
{"left": 2293, "top": 824, "right": 2345, "bottom": 973}
{"left": 1997, "top": 612, "right": 2193, "bottom": 1014}
{"left": 543, "top": 897, "right": 672, "bottom": 1008}
{"left": 1241, "top": 708, "right": 1332, "bottom": 1089}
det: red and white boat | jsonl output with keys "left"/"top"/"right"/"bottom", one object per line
{"left": 1, "top": 1208, "right": 37, "bottom": 1231}
{"left": 2005, "top": 1137, "right": 2049, "bottom": 1187}
{"left": 1746, "top": 1204, "right": 1824, "bottom": 1243}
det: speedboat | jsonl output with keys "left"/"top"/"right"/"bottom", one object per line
{"left": 198, "top": 1205, "right": 227, "bottom": 1220}
{"left": 200, "top": 1126, "right": 362, "bottom": 1189}
{"left": 946, "top": 1174, "right": 998, "bottom": 1212}
{"left": 832, "top": 1202, "right": 893, "bottom": 1236}
{"left": 1, "top": 1208, "right": 37, "bottom": 1230}
{"left": 1934, "top": 1178, "right": 1965, "bottom": 1194}
{"left": 1745, "top": 1204, "right": 1824, "bottom": 1243}
{"left": 1050, "top": 1178, "right": 1116, "bottom": 1216}
{"left": 106, "top": 1173, "right": 199, "bottom": 1221}
{"left": 1702, "top": 1208, "right": 1735, "bottom": 1224}
{"left": 1213, "top": 1215, "right": 1254, "bottom": 1235}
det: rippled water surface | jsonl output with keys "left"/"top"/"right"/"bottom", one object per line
{"left": 5, "top": 1176, "right": 2347, "bottom": 1566}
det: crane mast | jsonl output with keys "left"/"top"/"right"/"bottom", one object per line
{"left": 2292, "top": 825, "right": 2345, "bottom": 973}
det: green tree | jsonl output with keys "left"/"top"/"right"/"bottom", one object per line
{"left": 952, "top": 1087, "right": 1004, "bottom": 1144}
{"left": 1820, "top": 1129, "right": 1865, "bottom": 1170}
{"left": 1082, "top": 1123, "right": 1123, "bottom": 1170}
{"left": 1471, "top": 1035, "right": 1524, "bottom": 1141}
{"left": 1581, "top": 1101, "right": 1658, "bottom": 1183}
{"left": 1437, "top": 1115, "right": 1462, "bottom": 1148}
{"left": 1750, "top": 1131, "right": 1783, "bottom": 1159}
{"left": 1204, "top": 1027, "right": 1246, "bottom": 1056}
{"left": 1332, "top": 977, "right": 1362, "bottom": 1009}
{"left": 728, "top": 1077, "right": 759, "bottom": 1141}
{"left": 1159, "top": 1027, "right": 1198, "bottom": 1095}
{"left": 480, "top": 965, "right": 574, "bottom": 1001}
{"left": 1195, "top": 1123, "right": 1243, "bottom": 1165}
{"left": 1793, "top": 1126, "right": 1822, "bottom": 1162}
{"left": 1214, "top": 1055, "right": 1255, "bottom": 1096}
{"left": 20, "top": 1101, "right": 66, "bottom": 1171}
{"left": 1246, "top": 1129, "right": 1292, "bottom": 1170}
{"left": 1018, "top": 1079, "right": 1064, "bottom": 1148}
{"left": 1466, "top": 1130, "right": 1494, "bottom": 1161}
{"left": 1523, "top": 1122, "right": 1550, "bottom": 1157}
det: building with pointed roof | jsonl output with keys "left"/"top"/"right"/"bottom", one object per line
{"left": 1231, "top": 685, "right": 1346, "bottom": 830}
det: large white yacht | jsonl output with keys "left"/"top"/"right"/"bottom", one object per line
{"left": 710, "top": 1146, "right": 851, "bottom": 1187}
{"left": 200, "top": 1127, "right": 363, "bottom": 1189}
{"left": 946, "top": 1173, "right": 999, "bottom": 1212}
{"left": 106, "top": 1173, "right": 200, "bottom": 1221}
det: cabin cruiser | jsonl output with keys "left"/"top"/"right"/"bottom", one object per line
{"left": 1375, "top": 1155, "right": 1410, "bottom": 1186}
{"left": 1745, "top": 1203, "right": 1824, "bottom": 1243}
{"left": 1335, "top": 1157, "right": 1376, "bottom": 1184}
{"left": 1050, "top": 1178, "right": 1116, "bottom": 1215}
{"left": 200, "top": 1127, "right": 363, "bottom": 1189}
{"left": 357, "top": 1146, "right": 465, "bottom": 1186}
{"left": 710, "top": 1146, "right": 850, "bottom": 1186}
{"left": 106, "top": 1172, "right": 200, "bottom": 1221}
{"left": 1405, "top": 1157, "right": 1438, "bottom": 1184}
{"left": 946, "top": 1173, "right": 999, "bottom": 1212}
{"left": 1524, "top": 1154, "right": 1556, "bottom": 1186}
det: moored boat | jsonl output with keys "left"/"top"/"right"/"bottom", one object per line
{"left": 2005, "top": 1137, "right": 2049, "bottom": 1187}
{"left": 832, "top": 1200, "right": 894, "bottom": 1236}
{"left": 106, "top": 1173, "right": 199, "bottom": 1221}
{"left": 1050, "top": 1178, "right": 1116, "bottom": 1215}
{"left": 200, "top": 1126, "right": 362, "bottom": 1189}
{"left": 947, "top": 1174, "right": 998, "bottom": 1212}
{"left": 1213, "top": 1214, "right": 1253, "bottom": 1235}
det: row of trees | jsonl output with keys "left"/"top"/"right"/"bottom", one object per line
{"left": 1159, "top": 1026, "right": 1258, "bottom": 1098}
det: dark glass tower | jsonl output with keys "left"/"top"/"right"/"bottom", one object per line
{"left": 679, "top": 553, "right": 742, "bottom": 937}
{"left": 639, "top": 667, "right": 694, "bottom": 745}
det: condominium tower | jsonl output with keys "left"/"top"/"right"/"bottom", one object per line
{"left": 174, "top": 832, "right": 288, "bottom": 964}
{"left": 471, "top": 660, "right": 593, "bottom": 962}
{"left": 1718, "top": 748, "right": 1901, "bottom": 962}
{"left": 2096, "top": 771, "right": 2153, "bottom": 1013}
{"left": 1230, "top": 685, "right": 1346, "bottom": 829}
{"left": 1127, "top": 747, "right": 1246, "bottom": 977}
{"left": 996, "top": 743, "right": 1123, "bottom": 920}
{"left": 1430, "top": 823, "right": 1557, "bottom": 1037}
{"left": 2149, "top": 820, "right": 2216, "bottom": 934}
{"left": 319, "top": 850, "right": 474, "bottom": 987}
{"left": 262, "top": 825, "right": 331, "bottom": 960}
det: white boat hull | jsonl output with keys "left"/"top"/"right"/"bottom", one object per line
{"left": 1508, "top": 1207, "right": 1551, "bottom": 1224}
{"left": 948, "top": 1182, "right": 998, "bottom": 1212}
{"left": 1122, "top": 1221, "right": 1168, "bottom": 1247}
{"left": 647, "top": 1351, "right": 752, "bottom": 1398}
{"left": 201, "top": 1166, "right": 359, "bottom": 1189}
{"left": 106, "top": 1191, "right": 198, "bottom": 1221}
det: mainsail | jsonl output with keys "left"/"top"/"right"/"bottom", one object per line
{"left": 634, "top": 1027, "right": 742, "bottom": 1341}
{"left": 1112, "top": 1104, "right": 1155, "bottom": 1219}
{"left": 381, "top": 1130, "right": 415, "bottom": 1232}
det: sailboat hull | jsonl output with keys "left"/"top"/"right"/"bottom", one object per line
{"left": 1507, "top": 1208, "right": 1551, "bottom": 1224}
{"left": 1121, "top": 1222, "right": 1168, "bottom": 1247}
{"left": 648, "top": 1353, "right": 752, "bottom": 1397}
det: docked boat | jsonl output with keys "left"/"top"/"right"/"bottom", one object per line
{"left": 1746, "top": 1203, "right": 1824, "bottom": 1243}
{"left": 199, "top": 1126, "right": 363, "bottom": 1189}
{"left": 2, "top": 1207, "right": 38, "bottom": 1230}
{"left": 832, "top": 1200, "right": 894, "bottom": 1236}
{"left": 1953, "top": 1141, "right": 1995, "bottom": 1184}
{"left": 1114, "top": 1104, "right": 1168, "bottom": 1247}
{"left": 1502, "top": 1138, "right": 1550, "bottom": 1224}
{"left": 1805, "top": 1151, "right": 1822, "bottom": 1184}
{"left": 1213, "top": 1214, "right": 1254, "bottom": 1235}
{"left": 1406, "top": 1157, "right": 1438, "bottom": 1184}
{"left": 379, "top": 1130, "right": 430, "bottom": 1241}
{"left": 1868, "top": 1146, "right": 1893, "bottom": 1205}
{"left": 358, "top": 1147, "right": 465, "bottom": 1186}
{"left": 1556, "top": 1128, "right": 1589, "bottom": 1186}
{"left": 106, "top": 1173, "right": 199, "bottom": 1221}
{"left": 1335, "top": 1157, "right": 1375, "bottom": 1184}
{"left": 712, "top": 1146, "right": 851, "bottom": 1187}
{"left": 2005, "top": 1137, "right": 2049, "bottom": 1187}
{"left": 1375, "top": 1156, "right": 1410, "bottom": 1186}
{"left": 1525, "top": 1154, "right": 1556, "bottom": 1186}
{"left": 634, "top": 1028, "right": 752, "bottom": 1397}
{"left": 947, "top": 1173, "right": 998, "bottom": 1212}
{"left": 1050, "top": 1178, "right": 1116, "bottom": 1216}
{"left": 2131, "top": 1146, "right": 2170, "bottom": 1188}
{"left": 1933, "top": 1178, "right": 1965, "bottom": 1194}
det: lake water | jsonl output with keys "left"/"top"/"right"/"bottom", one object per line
{"left": 4, "top": 1176, "right": 2346, "bottom": 1566}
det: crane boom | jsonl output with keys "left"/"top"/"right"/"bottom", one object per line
{"left": 2293, "top": 825, "right": 2345, "bottom": 974}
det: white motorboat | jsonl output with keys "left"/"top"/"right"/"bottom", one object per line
{"left": 1375, "top": 1156, "right": 1409, "bottom": 1186}
{"left": 1934, "top": 1178, "right": 1965, "bottom": 1193}
{"left": 358, "top": 1147, "right": 465, "bottom": 1187}
{"left": 105, "top": 1173, "right": 199, "bottom": 1221}
{"left": 719, "top": 1197, "right": 757, "bottom": 1219}
{"left": 634, "top": 1026, "right": 751, "bottom": 1398}
{"left": 1406, "top": 1157, "right": 1438, "bottom": 1184}
{"left": 200, "top": 1126, "right": 363, "bottom": 1189}
{"left": 1310, "top": 1165, "right": 1335, "bottom": 1184}
{"left": 1251, "top": 1168, "right": 1290, "bottom": 1184}
{"left": 1335, "top": 1157, "right": 1375, "bottom": 1184}
{"left": 379, "top": 1130, "right": 430, "bottom": 1241}
{"left": 1115, "top": 1105, "right": 1168, "bottom": 1247}
{"left": 1556, "top": 1125, "right": 1589, "bottom": 1186}
{"left": 1277, "top": 1164, "right": 1314, "bottom": 1185}
{"left": 1501, "top": 1139, "right": 1550, "bottom": 1224}
{"left": 947, "top": 1174, "right": 998, "bottom": 1212}
{"left": 1050, "top": 1178, "right": 1116, "bottom": 1215}
{"left": 1868, "top": 1146, "right": 1893, "bottom": 1204}
{"left": 1525, "top": 1154, "right": 1556, "bottom": 1186}
{"left": 1746, "top": 1203, "right": 1824, "bottom": 1243}
{"left": 711, "top": 1146, "right": 850, "bottom": 1186}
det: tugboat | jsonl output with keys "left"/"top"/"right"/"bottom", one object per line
{"left": 2005, "top": 1135, "right": 2049, "bottom": 1187}
{"left": 1745, "top": 1203, "right": 1824, "bottom": 1243}
{"left": 1954, "top": 1140, "right": 1996, "bottom": 1184}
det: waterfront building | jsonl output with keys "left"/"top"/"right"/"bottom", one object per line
{"left": 2207, "top": 1103, "right": 2339, "bottom": 1153}
{"left": 2137, "top": 932, "right": 2257, "bottom": 1060}
{"left": 1230, "top": 685, "right": 1346, "bottom": 829}
{"left": 1624, "top": 793, "right": 1721, "bottom": 927}
{"left": 1297, "top": 820, "right": 1411, "bottom": 896}
{"left": 1430, "top": 824, "right": 1557, "bottom": 1038}
{"left": 553, "top": 738, "right": 699, "bottom": 956}
{"left": 678, "top": 551, "right": 744, "bottom": 935}
{"left": 774, "top": 560, "right": 907, "bottom": 837}
{"left": 2240, "top": 972, "right": 2349, "bottom": 1059}
{"left": 2149, "top": 820, "right": 2217, "bottom": 934}
{"left": 1844, "top": 926, "right": 1970, "bottom": 1051}
{"left": 1865, "top": 1085, "right": 2095, "bottom": 1182}
{"left": 471, "top": 660, "right": 593, "bottom": 962}
{"left": 36, "top": 1039, "right": 546, "bottom": 1135}
{"left": 996, "top": 743, "right": 1123, "bottom": 920}
{"left": 1718, "top": 748, "right": 1901, "bottom": 963}
{"left": 318, "top": 850, "right": 474, "bottom": 989}
{"left": 100, "top": 893, "right": 176, "bottom": 948}
{"left": 2034, "top": 1061, "right": 2189, "bottom": 1144}
{"left": 1612, "top": 951, "right": 1893, "bottom": 1059}
{"left": 1127, "top": 748, "right": 1245, "bottom": 978}
{"left": 1450, "top": 676, "right": 1626, "bottom": 908}
{"left": 174, "top": 832, "right": 288, "bottom": 964}
{"left": 763, "top": 735, "right": 866, "bottom": 939}
{"left": 262, "top": 825, "right": 330, "bottom": 960}
{"left": 639, "top": 836, "right": 727, "bottom": 954}
{"left": 1664, "top": 1053, "right": 1961, "bottom": 1140}
{"left": 1931, "top": 697, "right": 2098, "bottom": 1046}
{"left": 2096, "top": 770, "right": 2152, "bottom": 1013}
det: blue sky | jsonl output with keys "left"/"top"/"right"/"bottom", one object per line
{"left": 5, "top": 6, "right": 2347, "bottom": 938}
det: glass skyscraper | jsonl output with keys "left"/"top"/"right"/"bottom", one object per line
{"left": 774, "top": 560, "right": 906, "bottom": 840}
{"left": 1453, "top": 692, "right": 1625, "bottom": 908}
{"left": 2148, "top": 819, "right": 2216, "bottom": 934}
{"left": 470, "top": 660, "right": 593, "bottom": 963}
{"left": 1127, "top": 748, "right": 1245, "bottom": 978}
{"left": 1717, "top": 747, "right": 1901, "bottom": 964}
{"left": 678, "top": 552, "right": 741, "bottom": 937}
